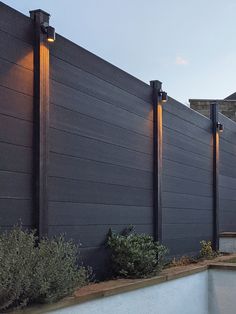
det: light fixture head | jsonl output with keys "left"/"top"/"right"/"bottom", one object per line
{"left": 46, "top": 26, "right": 56, "bottom": 42}
{"left": 216, "top": 122, "right": 224, "bottom": 133}
{"left": 41, "top": 22, "right": 56, "bottom": 43}
{"left": 159, "top": 91, "right": 168, "bottom": 103}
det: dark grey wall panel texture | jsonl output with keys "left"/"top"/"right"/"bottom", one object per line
{"left": 219, "top": 113, "right": 236, "bottom": 232}
{"left": 0, "top": 2, "right": 34, "bottom": 229}
{"left": 162, "top": 100, "right": 213, "bottom": 257}
{"left": 49, "top": 34, "right": 153, "bottom": 276}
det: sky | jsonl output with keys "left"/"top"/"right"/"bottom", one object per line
{"left": 2, "top": 0, "right": 236, "bottom": 105}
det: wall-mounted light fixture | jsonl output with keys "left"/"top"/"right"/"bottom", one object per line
{"left": 159, "top": 90, "right": 168, "bottom": 103}
{"left": 41, "top": 22, "right": 56, "bottom": 43}
{"left": 216, "top": 122, "right": 224, "bottom": 133}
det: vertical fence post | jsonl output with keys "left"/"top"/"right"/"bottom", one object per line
{"left": 30, "top": 10, "right": 51, "bottom": 237}
{"left": 150, "top": 80, "right": 163, "bottom": 243}
{"left": 210, "top": 103, "right": 220, "bottom": 251}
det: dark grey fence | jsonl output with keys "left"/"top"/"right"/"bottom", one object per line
{"left": 1, "top": 2, "right": 236, "bottom": 277}
{"left": 0, "top": 3, "right": 34, "bottom": 229}
{"left": 219, "top": 113, "right": 236, "bottom": 232}
{"left": 162, "top": 99, "right": 213, "bottom": 256}
{"left": 48, "top": 34, "right": 153, "bottom": 276}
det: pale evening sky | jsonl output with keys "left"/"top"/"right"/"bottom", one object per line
{"left": 2, "top": 0, "right": 236, "bottom": 104}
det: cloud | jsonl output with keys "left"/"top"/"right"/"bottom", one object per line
{"left": 175, "top": 56, "right": 189, "bottom": 65}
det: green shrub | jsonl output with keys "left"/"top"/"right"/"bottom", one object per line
{"left": 107, "top": 226, "right": 168, "bottom": 278}
{"left": 0, "top": 226, "right": 37, "bottom": 310}
{"left": 35, "top": 236, "right": 91, "bottom": 303}
{"left": 199, "top": 240, "right": 218, "bottom": 259}
{"left": 0, "top": 226, "right": 91, "bottom": 311}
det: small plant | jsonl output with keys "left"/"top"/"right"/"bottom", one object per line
{"left": 0, "top": 226, "right": 91, "bottom": 311}
{"left": 168, "top": 255, "right": 197, "bottom": 267}
{"left": 107, "top": 226, "right": 168, "bottom": 278}
{"left": 199, "top": 240, "right": 218, "bottom": 259}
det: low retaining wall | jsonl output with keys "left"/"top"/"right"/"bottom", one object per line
{"left": 209, "top": 267, "right": 236, "bottom": 314}
{"left": 51, "top": 271, "right": 208, "bottom": 314}
{"left": 16, "top": 255, "right": 236, "bottom": 314}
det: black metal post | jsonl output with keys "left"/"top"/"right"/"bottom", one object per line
{"left": 30, "top": 10, "right": 51, "bottom": 237}
{"left": 150, "top": 80, "right": 163, "bottom": 243}
{"left": 210, "top": 103, "right": 220, "bottom": 251}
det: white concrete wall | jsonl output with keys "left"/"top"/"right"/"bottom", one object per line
{"left": 208, "top": 269, "right": 236, "bottom": 314}
{"left": 219, "top": 237, "right": 236, "bottom": 253}
{"left": 50, "top": 271, "right": 208, "bottom": 314}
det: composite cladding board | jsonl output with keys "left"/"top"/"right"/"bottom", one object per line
{"left": 162, "top": 98, "right": 213, "bottom": 256}
{"left": 0, "top": 3, "right": 34, "bottom": 229}
{"left": 49, "top": 34, "right": 153, "bottom": 276}
{"left": 219, "top": 113, "right": 236, "bottom": 232}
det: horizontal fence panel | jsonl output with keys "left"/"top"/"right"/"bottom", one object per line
{"left": 0, "top": 29, "right": 33, "bottom": 70}
{"left": 163, "top": 159, "right": 212, "bottom": 184}
{"left": 50, "top": 56, "right": 151, "bottom": 120}
{"left": 220, "top": 199, "right": 236, "bottom": 211}
{"left": 50, "top": 104, "right": 152, "bottom": 154}
{"left": 50, "top": 34, "right": 152, "bottom": 102}
{"left": 0, "top": 115, "right": 33, "bottom": 147}
{"left": 0, "top": 142, "right": 32, "bottom": 173}
{"left": 79, "top": 246, "right": 112, "bottom": 278}
{"left": 219, "top": 187, "right": 236, "bottom": 201}
{"left": 219, "top": 113, "right": 236, "bottom": 133}
{"left": 163, "top": 223, "right": 212, "bottom": 240}
{"left": 220, "top": 224, "right": 236, "bottom": 232}
{"left": 163, "top": 126, "right": 211, "bottom": 159}
{"left": 165, "top": 97, "right": 211, "bottom": 129}
{"left": 219, "top": 113, "right": 236, "bottom": 232}
{"left": 0, "top": 171, "right": 32, "bottom": 199}
{"left": 162, "top": 100, "right": 213, "bottom": 258}
{"left": 163, "top": 108, "right": 211, "bottom": 146}
{"left": 0, "top": 2, "right": 34, "bottom": 44}
{"left": 163, "top": 236, "right": 212, "bottom": 257}
{"left": 48, "top": 203, "right": 152, "bottom": 226}
{"left": 220, "top": 149, "right": 236, "bottom": 168}
{"left": 220, "top": 138, "right": 236, "bottom": 157}
{"left": 220, "top": 129, "right": 236, "bottom": 144}
{"left": 49, "top": 224, "right": 153, "bottom": 278}
{"left": 50, "top": 128, "right": 152, "bottom": 172}
{"left": 219, "top": 174, "right": 236, "bottom": 188}
{"left": 48, "top": 177, "right": 152, "bottom": 206}
{"left": 0, "top": 4, "right": 34, "bottom": 233}
{"left": 0, "top": 199, "right": 32, "bottom": 226}
{"left": 162, "top": 192, "right": 213, "bottom": 210}
{"left": 0, "top": 58, "right": 33, "bottom": 96}
{"left": 220, "top": 210, "right": 236, "bottom": 226}
{"left": 49, "top": 153, "right": 152, "bottom": 189}
{"left": 0, "top": 86, "right": 33, "bottom": 121}
{"left": 163, "top": 208, "right": 212, "bottom": 224}
{"left": 220, "top": 163, "right": 236, "bottom": 178}
{"left": 163, "top": 142, "right": 212, "bottom": 171}
{"left": 50, "top": 80, "right": 151, "bottom": 137}
{"left": 49, "top": 33, "right": 153, "bottom": 275}
{"left": 163, "top": 175, "right": 212, "bottom": 197}
{"left": 48, "top": 224, "right": 153, "bottom": 248}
